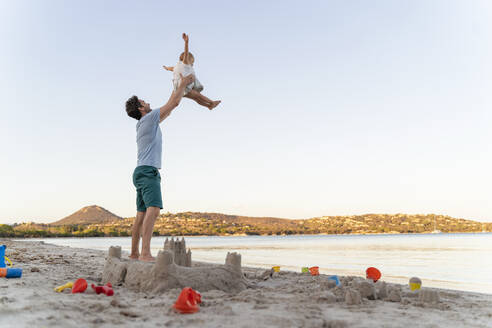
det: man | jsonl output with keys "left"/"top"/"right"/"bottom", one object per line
{"left": 125, "top": 73, "right": 194, "bottom": 261}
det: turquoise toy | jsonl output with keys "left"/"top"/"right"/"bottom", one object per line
{"left": 327, "top": 275, "right": 340, "bottom": 286}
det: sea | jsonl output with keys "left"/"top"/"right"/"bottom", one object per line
{"left": 27, "top": 233, "right": 492, "bottom": 294}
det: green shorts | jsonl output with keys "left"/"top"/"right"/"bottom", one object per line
{"left": 133, "top": 166, "right": 163, "bottom": 212}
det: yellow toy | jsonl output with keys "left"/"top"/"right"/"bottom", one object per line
{"left": 409, "top": 277, "right": 422, "bottom": 291}
{"left": 54, "top": 282, "right": 73, "bottom": 293}
{"left": 272, "top": 266, "right": 280, "bottom": 272}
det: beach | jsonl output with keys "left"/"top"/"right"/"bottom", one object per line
{"left": 1, "top": 239, "right": 491, "bottom": 328}
{"left": 31, "top": 234, "right": 492, "bottom": 294}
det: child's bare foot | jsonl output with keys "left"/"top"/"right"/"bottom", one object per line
{"left": 138, "top": 255, "right": 156, "bottom": 262}
{"left": 129, "top": 254, "right": 139, "bottom": 260}
{"left": 208, "top": 100, "right": 221, "bottom": 110}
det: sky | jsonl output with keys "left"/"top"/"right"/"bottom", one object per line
{"left": 1, "top": 0, "right": 491, "bottom": 224}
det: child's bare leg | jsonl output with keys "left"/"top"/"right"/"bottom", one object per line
{"left": 185, "top": 90, "right": 221, "bottom": 110}
{"left": 184, "top": 91, "right": 210, "bottom": 107}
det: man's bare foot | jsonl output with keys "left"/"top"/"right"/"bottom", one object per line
{"left": 129, "top": 254, "right": 139, "bottom": 260}
{"left": 138, "top": 255, "right": 156, "bottom": 262}
{"left": 208, "top": 100, "right": 221, "bottom": 110}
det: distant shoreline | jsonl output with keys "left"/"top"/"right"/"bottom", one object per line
{"left": 9, "top": 231, "right": 492, "bottom": 239}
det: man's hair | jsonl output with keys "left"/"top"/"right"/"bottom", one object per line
{"left": 179, "top": 52, "right": 194, "bottom": 62}
{"left": 126, "top": 95, "right": 142, "bottom": 120}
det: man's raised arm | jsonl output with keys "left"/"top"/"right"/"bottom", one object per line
{"left": 159, "top": 73, "right": 194, "bottom": 123}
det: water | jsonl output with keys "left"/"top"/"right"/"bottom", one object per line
{"left": 27, "top": 233, "right": 492, "bottom": 294}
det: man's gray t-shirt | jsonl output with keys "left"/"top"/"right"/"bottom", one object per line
{"left": 136, "top": 109, "right": 162, "bottom": 169}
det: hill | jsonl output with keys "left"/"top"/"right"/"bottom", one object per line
{"left": 104, "top": 212, "right": 491, "bottom": 236}
{"left": 50, "top": 205, "right": 122, "bottom": 226}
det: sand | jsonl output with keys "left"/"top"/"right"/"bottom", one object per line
{"left": 1, "top": 239, "right": 491, "bottom": 328}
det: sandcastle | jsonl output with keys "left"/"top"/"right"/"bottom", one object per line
{"left": 101, "top": 238, "right": 248, "bottom": 294}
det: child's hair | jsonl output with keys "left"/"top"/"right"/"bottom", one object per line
{"left": 180, "top": 52, "right": 195, "bottom": 63}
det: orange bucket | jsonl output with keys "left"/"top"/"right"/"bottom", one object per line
{"left": 309, "top": 266, "right": 319, "bottom": 276}
{"left": 366, "top": 267, "right": 381, "bottom": 282}
{"left": 173, "top": 287, "right": 201, "bottom": 314}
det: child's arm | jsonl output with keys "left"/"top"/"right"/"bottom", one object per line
{"left": 163, "top": 65, "right": 174, "bottom": 71}
{"left": 182, "top": 33, "right": 190, "bottom": 64}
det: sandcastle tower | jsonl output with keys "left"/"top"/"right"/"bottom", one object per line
{"left": 163, "top": 237, "right": 192, "bottom": 267}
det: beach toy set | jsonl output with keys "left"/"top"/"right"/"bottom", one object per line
{"left": 0, "top": 245, "right": 22, "bottom": 278}
{"left": 173, "top": 287, "right": 202, "bottom": 314}
{"left": 364, "top": 267, "right": 423, "bottom": 290}
{"left": 55, "top": 278, "right": 88, "bottom": 293}
{"left": 54, "top": 278, "right": 114, "bottom": 296}
{"left": 272, "top": 266, "right": 280, "bottom": 273}
{"left": 301, "top": 266, "right": 321, "bottom": 276}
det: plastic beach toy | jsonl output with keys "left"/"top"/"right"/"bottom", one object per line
{"left": 72, "top": 278, "right": 88, "bottom": 294}
{"left": 0, "top": 268, "right": 22, "bottom": 278}
{"left": 0, "top": 246, "right": 12, "bottom": 268}
{"left": 54, "top": 282, "right": 73, "bottom": 293}
{"left": 327, "top": 275, "right": 340, "bottom": 286}
{"left": 272, "top": 266, "right": 280, "bottom": 272}
{"left": 309, "top": 266, "right": 319, "bottom": 276}
{"left": 366, "top": 267, "right": 381, "bottom": 282}
{"left": 173, "top": 287, "right": 201, "bottom": 314}
{"left": 0, "top": 245, "right": 6, "bottom": 268}
{"left": 0, "top": 245, "right": 22, "bottom": 278}
{"left": 91, "top": 282, "right": 114, "bottom": 296}
{"left": 409, "top": 277, "right": 422, "bottom": 291}
{"left": 4, "top": 256, "right": 12, "bottom": 267}
{"left": 301, "top": 267, "right": 309, "bottom": 273}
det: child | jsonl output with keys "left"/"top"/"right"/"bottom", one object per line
{"left": 163, "top": 33, "right": 221, "bottom": 110}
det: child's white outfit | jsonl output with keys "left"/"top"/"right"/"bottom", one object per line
{"left": 173, "top": 61, "right": 204, "bottom": 95}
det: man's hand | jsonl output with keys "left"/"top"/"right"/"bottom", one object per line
{"left": 158, "top": 73, "right": 195, "bottom": 122}
{"left": 182, "top": 33, "right": 189, "bottom": 43}
{"left": 180, "top": 73, "right": 194, "bottom": 86}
